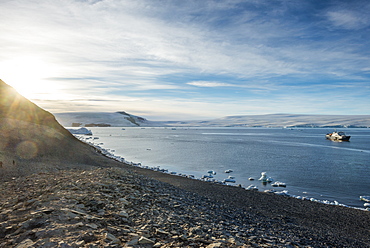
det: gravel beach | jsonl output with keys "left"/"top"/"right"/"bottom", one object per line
{"left": 1, "top": 161, "right": 369, "bottom": 248}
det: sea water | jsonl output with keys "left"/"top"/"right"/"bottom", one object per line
{"left": 84, "top": 127, "right": 370, "bottom": 208}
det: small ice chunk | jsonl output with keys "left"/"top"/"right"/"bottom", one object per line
{"left": 246, "top": 185, "right": 258, "bottom": 191}
{"left": 274, "top": 190, "right": 289, "bottom": 196}
{"left": 271, "top": 181, "right": 286, "bottom": 187}
{"left": 360, "top": 196, "right": 370, "bottom": 202}
{"left": 223, "top": 178, "right": 236, "bottom": 183}
{"left": 258, "top": 172, "right": 273, "bottom": 183}
{"left": 201, "top": 174, "right": 213, "bottom": 179}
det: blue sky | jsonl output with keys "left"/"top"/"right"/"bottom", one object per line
{"left": 1, "top": 0, "right": 369, "bottom": 120}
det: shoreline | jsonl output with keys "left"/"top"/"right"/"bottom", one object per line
{"left": 89, "top": 138, "right": 370, "bottom": 246}
{"left": 119, "top": 160, "right": 370, "bottom": 247}
{"left": 1, "top": 164, "right": 370, "bottom": 247}
{"left": 2, "top": 133, "right": 369, "bottom": 246}
{"left": 78, "top": 134, "right": 370, "bottom": 211}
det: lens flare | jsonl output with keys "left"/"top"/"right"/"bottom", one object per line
{"left": 16, "top": 141, "right": 38, "bottom": 159}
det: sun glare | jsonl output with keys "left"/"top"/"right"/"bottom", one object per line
{"left": 0, "top": 56, "right": 59, "bottom": 99}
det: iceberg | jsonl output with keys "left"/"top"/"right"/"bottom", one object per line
{"left": 258, "top": 172, "right": 273, "bottom": 183}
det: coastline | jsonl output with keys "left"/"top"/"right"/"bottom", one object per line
{"left": 80, "top": 133, "right": 369, "bottom": 211}
{"left": 1, "top": 161, "right": 370, "bottom": 247}
{"left": 79, "top": 139, "right": 370, "bottom": 242}
{"left": 91, "top": 140, "right": 370, "bottom": 246}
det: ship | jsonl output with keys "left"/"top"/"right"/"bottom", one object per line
{"left": 325, "top": 131, "right": 350, "bottom": 141}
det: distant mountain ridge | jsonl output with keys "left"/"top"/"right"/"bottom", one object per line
{"left": 55, "top": 112, "right": 149, "bottom": 127}
{"left": 55, "top": 112, "right": 370, "bottom": 128}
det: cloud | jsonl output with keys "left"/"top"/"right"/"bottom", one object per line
{"left": 187, "top": 81, "right": 236, "bottom": 87}
{"left": 0, "top": 1, "right": 296, "bottom": 77}
{"left": 0, "top": 0, "right": 369, "bottom": 118}
{"left": 325, "top": 1, "right": 370, "bottom": 30}
{"left": 326, "top": 10, "right": 369, "bottom": 30}
{"left": 1, "top": 0, "right": 367, "bottom": 79}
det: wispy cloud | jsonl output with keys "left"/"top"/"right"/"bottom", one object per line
{"left": 0, "top": 0, "right": 369, "bottom": 119}
{"left": 187, "top": 81, "right": 236, "bottom": 87}
{"left": 325, "top": 1, "right": 370, "bottom": 30}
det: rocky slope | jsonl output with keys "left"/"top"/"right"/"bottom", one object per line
{"left": 0, "top": 167, "right": 287, "bottom": 248}
{"left": 1, "top": 167, "right": 369, "bottom": 248}
{"left": 0, "top": 80, "right": 71, "bottom": 136}
{"left": 0, "top": 80, "right": 104, "bottom": 178}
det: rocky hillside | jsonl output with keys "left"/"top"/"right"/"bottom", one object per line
{"left": 0, "top": 80, "right": 70, "bottom": 133}
{"left": 0, "top": 80, "right": 103, "bottom": 177}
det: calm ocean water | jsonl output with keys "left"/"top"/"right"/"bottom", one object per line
{"left": 85, "top": 127, "right": 370, "bottom": 208}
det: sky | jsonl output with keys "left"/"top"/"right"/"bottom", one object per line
{"left": 1, "top": 0, "right": 370, "bottom": 120}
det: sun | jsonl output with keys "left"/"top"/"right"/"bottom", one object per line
{"left": 0, "top": 56, "right": 59, "bottom": 99}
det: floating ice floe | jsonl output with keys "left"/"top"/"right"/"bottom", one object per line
{"left": 258, "top": 172, "right": 273, "bottom": 183}
{"left": 271, "top": 181, "right": 287, "bottom": 187}
{"left": 360, "top": 196, "right": 370, "bottom": 202}
{"left": 201, "top": 174, "right": 213, "bottom": 179}
{"left": 202, "top": 170, "right": 217, "bottom": 179}
{"left": 274, "top": 190, "right": 289, "bottom": 196}
{"left": 223, "top": 178, "right": 236, "bottom": 183}
{"left": 246, "top": 185, "right": 258, "bottom": 191}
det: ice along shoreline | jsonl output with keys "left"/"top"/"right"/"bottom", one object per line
{"left": 70, "top": 128, "right": 370, "bottom": 212}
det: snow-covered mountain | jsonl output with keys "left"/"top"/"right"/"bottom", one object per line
{"left": 55, "top": 112, "right": 370, "bottom": 128}
{"left": 55, "top": 111, "right": 150, "bottom": 127}
{"left": 165, "top": 114, "right": 370, "bottom": 128}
